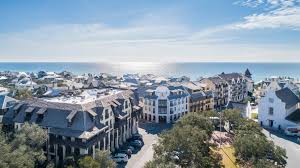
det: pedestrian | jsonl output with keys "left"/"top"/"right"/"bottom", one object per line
{"left": 269, "top": 131, "right": 272, "bottom": 138}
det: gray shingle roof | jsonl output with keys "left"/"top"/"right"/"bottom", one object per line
{"left": 190, "top": 91, "right": 212, "bottom": 101}
{"left": 206, "top": 76, "right": 227, "bottom": 85}
{"left": 218, "top": 73, "right": 243, "bottom": 82}
{"left": 275, "top": 88, "right": 300, "bottom": 109}
{"left": 285, "top": 109, "right": 300, "bottom": 123}
{"left": 0, "top": 95, "right": 17, "bottom": 109}
{"left": 3, "top": 90, "right": 135, "bottom": 140}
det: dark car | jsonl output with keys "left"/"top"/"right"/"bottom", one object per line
{"left": 118, "top": 148, "right": 132, "bottom": 156}
{"left": 129, "top": 140, "right": 143, "bottom": 148}
{"left": 132, "top": 133, "right": 143, "bottom": 140}
{"left": 127, "top": 145, "right": 135, "bottom": 152}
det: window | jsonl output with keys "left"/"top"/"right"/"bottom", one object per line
{"left": 153, "top": 100, "right": 156, "bottom": 106}
{"left": 269, "top": 107, "right": 274, "bottom": 115}
{"left": 269, "top": 98, "right": 274, "bottom": 103}
{"left": 158, "top": 100, "right": 167, "bottom": 106}
{"left": 170, "top": 101, "right": 174, "bottom": 106}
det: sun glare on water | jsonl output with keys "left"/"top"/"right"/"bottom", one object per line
{"left": 116, "top": 62, "right": 163, "bottom": 74}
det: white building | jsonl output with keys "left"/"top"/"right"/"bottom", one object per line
{"left": 258, "top": 87, "right": 300, "bottom": 130}
{"left": 255, "top": 76, "right": 300, "bottom": 99}
{"left": 142, "top": 85, "right": 189, "bottom": 123}
{"left": 15, "top": 77, "right": 37, "bottom": 90}
{"left": 227, "top": 101, "right": 252, "bottom": 119}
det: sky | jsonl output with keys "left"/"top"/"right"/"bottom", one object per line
{"left": 0, "top": 0, "right": 300, "bottom": 62}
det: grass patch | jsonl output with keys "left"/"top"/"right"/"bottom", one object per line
{"left": 215, "top": 146, "right": 239, "bottom": 168}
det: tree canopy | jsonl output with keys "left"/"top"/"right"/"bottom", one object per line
{"left": 94, "top": 149, "right": 116, "bottom": 168}
{"left": 223, "top": 109, "right": 243, "bottom": 130}
{"left": 147, "top": 112, "right": 222, "bottom": 168}
{"left": 14, "top": 89, "right": 33, "bottom": 100}
{"left": 78, "top": 156, "right": 100, "bottom": 168}
{"left": 0, "top": 123, "right": 48, "bottom": 168}
{"left": 77, "top": 150, "right": 116, "bottom": 168}
{"left": 233, "top": 119, "right": 287, "bottom": 167}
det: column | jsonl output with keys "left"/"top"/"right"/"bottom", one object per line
{"left": 103, "top": 137, "right": 106, "bottom": 150}
{"left": 55, "top": 144, "right": 59, "bottom": 165}
{"left": 111, "top": 130, "right": 115, "bottom": 151}
{"left": 123, "top": 125, "right": 126, "bottom": 143}
{"left": 108, "top": 131, "right": 111, "bottom": 150}
{"left": 166, "top": 116, "right": 170, "bottom": 123}
{"left": 92, "top": 145, "right": 95, "bottom": 159}
{"left": 62, "top": 145, "right": 66, "bottom": 161}
{"left": 116, "top": 129, "right": 119, "bottom": 149}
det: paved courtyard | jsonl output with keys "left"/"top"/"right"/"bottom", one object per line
{"left": 263, "top": 129, "right": 300, "bottom": 168}
{"left": 118, "top": 120, "right": 172, "bottom": 168}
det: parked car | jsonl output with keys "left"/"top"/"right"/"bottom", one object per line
{"left": 112, "top": 153, "right": 128, "bottom": 163}
{"left": 285, "top": 126, "right": 300, "bottom": 136}
{"left": 132, "top": 133, "right": 143, "bottom": 140}
{"left": 118, "top": 148, "right": 132, "bottom": 156}
{"left": 127, "top": 145, "right": 135, "bottom": 152}
{"left": 129, "top": 140, "right": 143, "bottom": 148}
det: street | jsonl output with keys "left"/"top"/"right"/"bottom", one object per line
{"left": 118, "top": 120, "right": 172, "bottom": 168}
{"left": 263, "top": 129, "right": 300, "bottom": 168}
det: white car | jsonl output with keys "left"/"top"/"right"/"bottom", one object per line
{"left": 113, "top": 153, "right": 128, "bottom": 163}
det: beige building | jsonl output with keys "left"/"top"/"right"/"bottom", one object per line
{"left": 181, "top": 82, "right": 214, "bottom": 113}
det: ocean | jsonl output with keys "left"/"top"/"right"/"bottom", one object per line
{"left": 0, "top": 62, "right": 299, "bottom": 82}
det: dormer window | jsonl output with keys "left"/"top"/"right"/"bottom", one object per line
{"left": 125, "top": 100, "right": 129, "bottom": 109}
{"left": 67, "top": 120, "right": 72, "bottom": 127}
{"left": 36, "top": 108, "right": 46, "bottom": 123}
{"left": 66, "top": 110, "right": 77, "bottom": 127}
{"left": 25, "top": 107, "right": 35, "bottom": 121}
{"left": 36, "top": 114, "right": 44, "bottom": 123}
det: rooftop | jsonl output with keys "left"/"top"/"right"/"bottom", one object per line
{"left": 42, "top": 88, "right": 124, "bottom": 105}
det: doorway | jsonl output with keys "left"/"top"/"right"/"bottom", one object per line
{"left": 268, "top": 120, "right": 274, "bottom": 127}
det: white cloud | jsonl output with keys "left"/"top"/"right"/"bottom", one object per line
{"left": 233, "top": 6, "right": 300, "bottom": 29}
{"left": 0, "top": 2, "right": 299, "bottom": 62}
{"left": 233, "top": 0, "right": 300, "bottom": 29}
{"left": 0, "top": 22, "right": 299, "bottom": 62}
{"left": 234, "top": 0, "right": 264, "bottom": 7}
